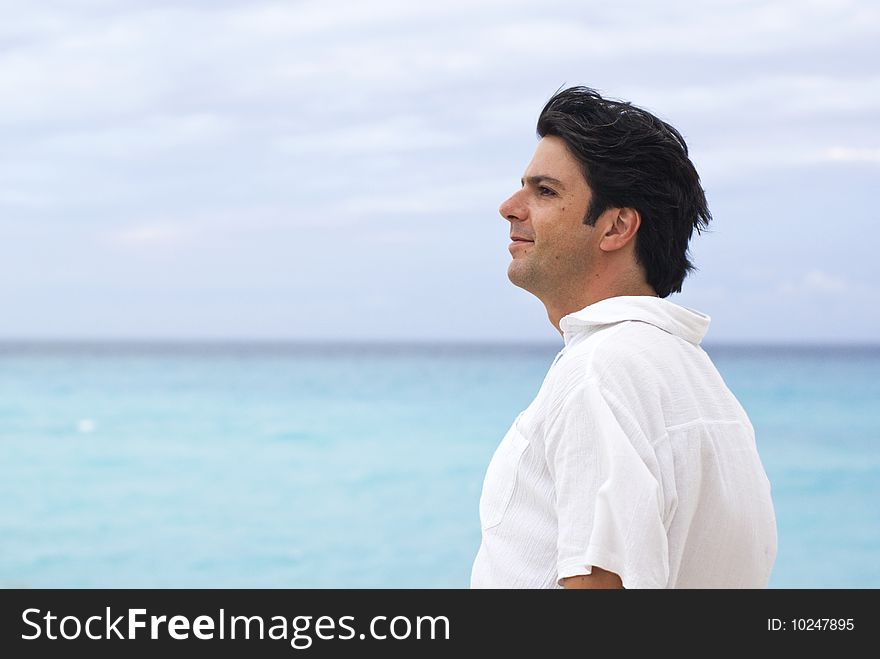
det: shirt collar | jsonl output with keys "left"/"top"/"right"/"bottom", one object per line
{"left": 559, "top": 295, "right": 711, "bottom": 346}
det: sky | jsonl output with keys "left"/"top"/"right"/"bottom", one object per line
{"left": 1, "top": 0, "right": 878, "bottom": 344}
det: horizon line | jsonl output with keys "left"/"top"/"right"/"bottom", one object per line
{"left": 0, "top": 338, "right": 878, "bottom": 349}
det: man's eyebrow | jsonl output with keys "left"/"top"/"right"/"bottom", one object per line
{"left": 522, "top": 175, "right": 566, "bottom": 190}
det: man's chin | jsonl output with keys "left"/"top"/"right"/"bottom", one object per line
{"left": 507, "top": 262, "right": 535, "bottom": 292}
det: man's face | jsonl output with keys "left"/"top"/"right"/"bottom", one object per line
{"left": 500, "top": 136, "right": 600, "bottom": 299}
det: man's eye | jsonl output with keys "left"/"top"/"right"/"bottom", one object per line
{"left": 538, "top": 186, "right": 556, "bottom": 196}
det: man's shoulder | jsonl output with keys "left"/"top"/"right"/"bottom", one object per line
{"left": 555, "top": 320, "right": 700, "bottom": 395}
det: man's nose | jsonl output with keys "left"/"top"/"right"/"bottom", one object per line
{"left": 499, "top": 190, "right": 526, "bottom": 223}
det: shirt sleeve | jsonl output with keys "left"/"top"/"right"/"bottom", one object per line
{"left": 544, "top": 378, "right": 669, "bottom": 589}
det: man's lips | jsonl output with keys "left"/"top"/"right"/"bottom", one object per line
{"left": 509, "top": 237, "right": 534, "bottom": 253}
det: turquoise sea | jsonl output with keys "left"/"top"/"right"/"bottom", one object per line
{"left": 1, "top": 343, "right": 878, "bottom": 588}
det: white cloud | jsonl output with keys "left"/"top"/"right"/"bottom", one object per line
{"left": 276, "top": 116, "right": 462, "bottom": 156}
{"left": 99, "top": 204, "right": 362, "bottom": 252}
{"left": 695, "top": 140, "right": 880, "bottom": 181}
{"left": 777, "top": 270, "right": 850, "bottom": 296}
{"left": 222, "top": 0, "right": 523, "bottom": 37}
{"left": 637, "top": 75, "right": 880, "bottom": 122}
{"left": 110, "top": 223, "right": 192, "bottom": 248}
{"left": 329, "top": 177, "right": 511, "bottom": 217}
{"left": 41, "top": 113, "right": 235, "bottom": 158}
{"left": 802, "top": 270, "right": 847, "bottom": 293}
{"left": 480, "top": 1, "right": 880, "bottom": 59}
{"left": 0, "top": 187, "right": 53, "bottom": 209}
{"left": 824, "top": 147, "right": 880, "bottom": 164}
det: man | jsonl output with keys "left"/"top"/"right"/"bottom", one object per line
{"left": 470, "top": 87, "right": 777, "bottom": 589}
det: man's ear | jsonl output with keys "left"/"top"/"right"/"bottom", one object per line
{"left": 598, "top": 207, "right": 640, "bottom": 252}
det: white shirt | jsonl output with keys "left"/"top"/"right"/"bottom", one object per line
{"left": 470, "top": 296, "right": 777, "bottom": 588}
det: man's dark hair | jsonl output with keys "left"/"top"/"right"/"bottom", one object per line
{"left": 536, "top": 86, "right": 711, "bottom": 298}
